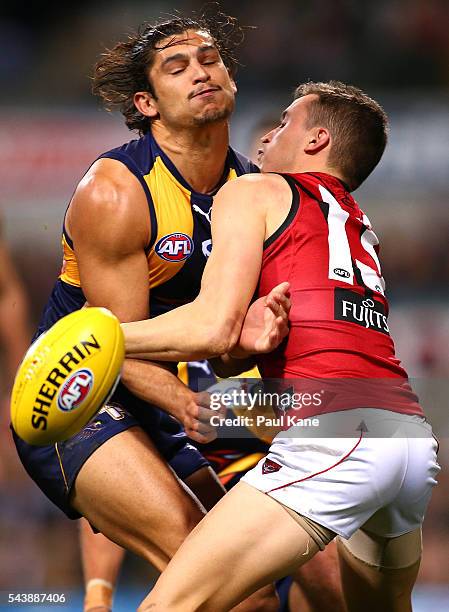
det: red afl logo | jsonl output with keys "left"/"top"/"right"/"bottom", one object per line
{"left": 57, "top": 368, "right": 94, "bottom": 412}
{"left": 155, "top": 233, "right": 194, "bottom": 262}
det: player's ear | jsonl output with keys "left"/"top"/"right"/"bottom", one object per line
{"left": 134, "top": 91, "right": 159, "bottom": 119}
{"left": 304, "top": 127, "right": 330, "bottom": 154}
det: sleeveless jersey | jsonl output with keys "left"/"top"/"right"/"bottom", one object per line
{"left": 257, "top": 172, "right": 423, "bottom": 418}
{"left": 36, "top": 131, "right": 258, "bottom": 335}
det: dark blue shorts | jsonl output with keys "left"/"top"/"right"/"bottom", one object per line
{"left": 12, "top": 383, "right": 209, "bottom": 519}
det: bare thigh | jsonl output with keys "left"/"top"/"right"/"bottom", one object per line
{"left": 71, "top": 426, "right": 205, "bottom": 571}
{"left": 140, "top": 481, "right": 319, "bottom": 612}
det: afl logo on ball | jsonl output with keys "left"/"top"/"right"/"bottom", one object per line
{"left": 155, "top": 233, "right": 194, "bottom": 262}
{"left": 57, "top": 368, "right": 94, "bottom": 412}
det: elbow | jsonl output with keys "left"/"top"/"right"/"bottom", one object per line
{"left": 189, "top": 296, "right": 243, "bottom": 357}
{"left": 206, "top": 321, "right": 240, "bottom": 356}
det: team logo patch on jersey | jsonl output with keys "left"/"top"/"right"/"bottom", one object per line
{"left": 334, "top": 288, "right": 390, "bottom": 335}
{"left": 262, "top": 458, "right": 282, "bottom": 474}
{"left": 57, "top": 368, "right": 94, "bottom": 412}
{"left": 155, "top": 233, "right": 194, "bottom": 262}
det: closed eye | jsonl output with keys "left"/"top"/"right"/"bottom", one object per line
{"left": 199, "top": 47, "right": 220, "bottom": 65}
{"left": 277, "top": 111, "right": 288, "bottom": 130}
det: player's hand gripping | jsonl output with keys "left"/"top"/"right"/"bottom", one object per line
{"left": 233, "top": 282, "right": 291, "bottom": 357}
{"left": 181, "top": 390, "right": 224, "bottom": 444}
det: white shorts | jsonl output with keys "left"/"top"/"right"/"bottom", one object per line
{"left": 241, "top": 409, "right": 440, "bottom": 540}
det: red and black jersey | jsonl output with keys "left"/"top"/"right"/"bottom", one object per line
{"left": 257, "top": 172, "right": 423, "bottom": 418}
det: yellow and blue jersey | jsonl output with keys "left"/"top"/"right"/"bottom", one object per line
{"left": 178, "top": 360, "right": 270, "bottom": 486}
{"left": 39, "top": 131, "right": 258, "bottom": 334}
{"left": 15, "top": 135, "right": 263, "bottom": 522}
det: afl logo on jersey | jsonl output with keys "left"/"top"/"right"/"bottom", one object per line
{"left": 155, "top": 233, "right": 194, "bottom": 262}
{"left": 333, "top": 267, "right": 351, "bottom": 279}
{"left": 57, "top": 368, "right": 94, "bottom": 412}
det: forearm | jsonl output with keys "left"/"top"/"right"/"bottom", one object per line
{"left": 120, "top": 358, "right": 194, "bottom": 419}
{"left": 123, "top": 297, "right": 242, "bottom": 361}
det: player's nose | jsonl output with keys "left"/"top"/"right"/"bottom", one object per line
{"left": 261, "top": 130, "right": 273, "bottom": 143}
{"left": 191, "top": 60, "right": 210, "bottom": 83}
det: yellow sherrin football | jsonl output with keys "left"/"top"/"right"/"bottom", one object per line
{"left": 11, "top": 307, "right": 124, "bottom": 446}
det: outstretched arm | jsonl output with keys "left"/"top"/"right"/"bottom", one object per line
{"left": 123, "top": 174, "right": 284, "bottom": 361}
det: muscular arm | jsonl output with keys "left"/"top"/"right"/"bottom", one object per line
{"left": 68, "top": 158, "right": 193, "bottom": 412}
{"left": 123, "top": 173, "right": 289, "bottom": 361}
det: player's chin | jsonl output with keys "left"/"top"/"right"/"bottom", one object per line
{"left": 192, "top": 100, "right": 234, "bottom": 126}
{"left": 259, "top": 157, "right": 278, "bottom": 173}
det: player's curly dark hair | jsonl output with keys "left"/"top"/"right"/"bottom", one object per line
{"left": 295, "top": 81, "right": 388, "bottom": 191}
{"left": 93, "top": 7, "right": 246, "bottom": 134}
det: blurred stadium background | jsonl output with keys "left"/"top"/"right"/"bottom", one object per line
{"left": 0, "top": 0, "right": 448, "bottom": 609}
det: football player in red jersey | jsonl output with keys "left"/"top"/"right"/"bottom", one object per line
{"left": 69, "top": 14, "right": 344, "bottom": 612}
{"left": 122, "top": 81, "right": 440, "bottom": 612}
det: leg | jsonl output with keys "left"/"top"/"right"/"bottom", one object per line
{"left": 80, "top": 518, "right": 125, "bottom": 611}
{"left": 337, "top": 529, "right": 421, "bottom": 612}
{"left": 230, "top": 585, "right": 279, "bottom": 612}
{"left": 180, "top": 467, "right": 280, "bottom": 612}
{"left": 290, "top": 540, "right": 347, "bottom": 612}
{"left": 78, "top": 463, "right": 222, "bottom": 609}
{"left": 184, "top": 465, "right": 225, "bottom": 511}
{"left": 71, "top": 426, "right": 205, "bottom": 571}
{"left": 170, "top": 445, "right": 281, "bottom": 611}
{"left": 76, "top": 450, "right": 277, "bottom": 612}
{"left": 140, "top": 481, "right": 319, "bottom": 611}
{"left": 79, "top": 466, "right": 217, "bottom": 612}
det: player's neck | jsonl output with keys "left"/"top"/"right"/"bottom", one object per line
{"left": 294, "top": 162, "right": 346, "bottom": 186}
{"left": 151, "top": 121, "right": 230, "bottom": 194}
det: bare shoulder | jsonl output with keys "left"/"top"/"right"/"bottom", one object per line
{"left": 215, "top": 172, "right": 291, "bottom": 207}
{"left": 223, "top": 172, "right": 288, "bottom": 191}
{"left": 70, "top": 158, "right": 146, "bottom": 218}
{"left": 67, "top": 158, "right": 149, "bottom": 250}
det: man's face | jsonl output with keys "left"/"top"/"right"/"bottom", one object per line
{"left": 258, "top": 95, "right": 318, "bottom": 172}
{"left": 147, "top": 29, "right": 237, "bottom": 128}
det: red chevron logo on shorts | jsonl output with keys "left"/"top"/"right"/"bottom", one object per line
{"left": 262, "top": 459, "right": 282, "bottom": 474}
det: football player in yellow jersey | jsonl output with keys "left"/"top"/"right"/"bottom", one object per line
{"left": 11, "top": 10, "right": 343, "bottom": 612}
{"left": 12, "top": 11, "right": 287, "bottom": 612}
{"left": 76, "top": 14, "right": 343, "bottom": 612}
